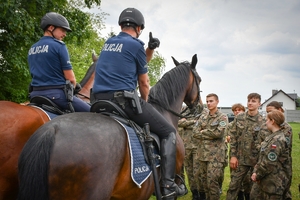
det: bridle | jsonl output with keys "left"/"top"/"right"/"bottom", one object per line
{"left": 185, "top": 68, "right": 201, "bottom": 110}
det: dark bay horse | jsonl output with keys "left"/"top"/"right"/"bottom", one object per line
{"left": 0, "top": 55, "right": 96, "bottom": 200}
{"left": 18, "top": 54, "right": 202, "bottom": 200}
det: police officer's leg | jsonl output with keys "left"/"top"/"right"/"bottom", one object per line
{"left": 71, "top": 96, "right": 91, "bottom": 112}
{"left": 31, "top": 89, "right": 69, "bottom": 110}
{"left": 124, "top": 99, "right": 187, "bottom": 199}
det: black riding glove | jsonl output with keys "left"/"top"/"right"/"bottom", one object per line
{"left": 74, "top": 83, "right": 82, "bottom": 94}
{"left": 148, "top": 32, "right": 160, "bottom": 50}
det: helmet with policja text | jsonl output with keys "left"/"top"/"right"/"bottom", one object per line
{"left": 40, "top": 12, "right": 72, "bottom": 32}
{"left": 118, "top": 8, "right": 145, "bottom": 30}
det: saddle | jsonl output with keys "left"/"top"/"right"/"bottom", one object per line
{"left": 90, "top": 100, "right": 160, "bottom": 164}
{"left": 29, "top": 96, "right": 66, "bottom": 115}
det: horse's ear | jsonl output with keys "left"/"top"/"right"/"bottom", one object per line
{"left": 191, "top": 54, "right": 197, "bottom": 69}
{"left": 92, "top": 53, "right": 98, "bottom": 63}
{"left": 171, "top": 56, "right": 180, "bottom": 66}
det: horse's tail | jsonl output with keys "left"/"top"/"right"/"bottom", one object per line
{"left": 18, "top": 125, "right": 56, "bottom": 200}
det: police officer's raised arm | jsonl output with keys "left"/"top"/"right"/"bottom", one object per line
{"left": 138, "top": 73, "right": 150, "bottom": 101}
{"left": 146, "top": 32, "right": 160, "bottom": 62}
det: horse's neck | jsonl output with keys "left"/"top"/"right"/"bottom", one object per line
{"left": 154, "top": 99, "right": 184, "bottom": 128}
{"left": 79, "top": 72, "right": 95, "bottom": 100}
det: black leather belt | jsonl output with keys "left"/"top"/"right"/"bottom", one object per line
{"left": 32, "top": 85, "right": 65, "bottom": 91}
{"left": 93, "top": 92, "right": 116, "bottom": 100}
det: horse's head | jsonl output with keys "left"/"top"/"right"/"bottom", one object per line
{"left": 172, "top": 54, "right": 202, "bottom": 111}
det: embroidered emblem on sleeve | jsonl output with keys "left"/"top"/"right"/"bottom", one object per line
{"left": 267, "top": 152, "right": 277, "bottom": 161}
{"left": 285, "top": 137, "right": 290, "bottom": 145}
{"left": 219, "top": 121, "right": 226, "bottom": 127}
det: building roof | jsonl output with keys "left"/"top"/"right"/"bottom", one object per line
{"left": 261, "top": 89, "right": 295, "bottom": 107}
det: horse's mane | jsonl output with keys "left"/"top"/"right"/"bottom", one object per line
{"left": 149, "top": 61, "right": 191, "bottom": 113}
{"left": 79, "top": 62, "right": 96, "bottom": 87}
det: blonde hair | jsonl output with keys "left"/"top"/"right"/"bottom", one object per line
{"left": 267, "top": 110, "right": 285, "bottom": 126}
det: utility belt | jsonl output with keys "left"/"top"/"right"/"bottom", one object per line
{"left": 31, "top": 85, "right": 65, "bottom": 91}
{"left": 29, "top": 80, "right": 75, "bottom": 112}
{"left": 92, "top": 90, "right": 142, "bottom": 114}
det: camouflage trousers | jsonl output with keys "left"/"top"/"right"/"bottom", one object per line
{"left": 250, "top": 184, "right": 283, "bottom": 200}
{"left": 226, "top": 165, "right": 253, "bottom": 200}
{"left": 197, "top": 160, "right": 224, "bottom": 200}
{"left": 250, "top": 180, "right": 291, "bottom": 200}
{"left": 184, "top": 147, "right": 204, "bottom": 192}
{"left": 229, "top": 168, "right": 252, "bottom": 193}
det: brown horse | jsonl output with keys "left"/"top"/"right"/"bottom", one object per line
{"left": 0, "top": 55, "right": 96, "bottom": 200}
{"left": 18, "top": 54, "right": 202, "bottom": 200}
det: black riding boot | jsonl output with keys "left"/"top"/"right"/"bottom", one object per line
{"left": 160, "top": 132, "right": 187, "bottom": 199}
{"left": 199, "top": 192, "right": 206, "bottom": 200}
{"left": 191, "top": 189, "right": 200, "bottom": 200}
{"left": 237, "top": 191, "right": 244, "bottom": 200}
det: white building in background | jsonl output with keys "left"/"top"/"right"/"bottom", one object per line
{"left": 260, "top": 89, "right": 297, "bottom": 112}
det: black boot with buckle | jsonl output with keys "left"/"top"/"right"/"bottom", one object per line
{"left": 160, "top": 132, "right": 188, "bottom": 199}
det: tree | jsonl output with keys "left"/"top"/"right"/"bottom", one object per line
{"left": 0, "top": 0, "right": 102, "bottom": 102}
{"left": 148, "top": 51, "right": 166, "bottom": 86}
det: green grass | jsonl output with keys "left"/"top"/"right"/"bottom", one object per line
{"left": 150, "top": 122, "right": 300, "bottom": 199}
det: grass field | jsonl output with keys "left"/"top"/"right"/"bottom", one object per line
{"left": 150, "top": 122, "right": 300, "bottom": 200}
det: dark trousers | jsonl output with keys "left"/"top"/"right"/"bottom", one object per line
{"left": 30, "top": 89, "right": 90, "bottom": 112}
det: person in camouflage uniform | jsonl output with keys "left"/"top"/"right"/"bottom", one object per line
{"left": 193, "top": 93, "right": 228, "bottom": 200}
{"left": 178, "top": 101, "right": 207, "bottom": 200}
{"left": 251, "top": 101, "right": 293, "bottom": 200}
{"left": 250, "top": 110, "right": 290, "bottom": 200}
{"left": 226, "top": 103, "right": 252, "bottom": 200}
{"left": 226, "top": 93, "right": 266, "bottom": 200}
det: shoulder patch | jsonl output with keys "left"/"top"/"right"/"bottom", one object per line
{"left": 219, "top": 121, "right": 226, "bottom": 127}
{"left": 267, "top": 152, "right": 277, "bottom": 161}
{"left": 132, "top": 37, "right": 145, "bottom": 45}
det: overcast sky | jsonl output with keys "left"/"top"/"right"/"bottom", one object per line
{"left": 94, "top": 0, "right": 300, "bottom": 107}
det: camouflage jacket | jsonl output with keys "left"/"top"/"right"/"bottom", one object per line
{"left": 193, "top": 110, "right": 228, "bottom": 162}
{"left": 253, "top": 130, "right": 291, "bottom": 195}
{"left": 229, "top": 112, "right": 265, "bottom": 166}
{"left": 258, "top": 121, "right": 293, "bottom": 157}
{"left": 178, "top": 106, "right": 208, "bottom": 149}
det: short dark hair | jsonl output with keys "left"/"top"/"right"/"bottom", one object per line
{"left": 247, "top": 93, "right": 261, "bottom": 102}
{"left": 206, "top": 93, "right": 218, "bottom": 100}
{"left": 267, "top": 101, "right": 284, "bottom": 113}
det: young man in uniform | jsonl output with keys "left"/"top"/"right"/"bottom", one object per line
{"left": 178, "top": 101, "right": 206, "bottom": 200}
{"left": 29, "top": 12, "right": 90, "bottom": 112}
{"left": 92, "top": 8, "right": 186, "bottom": 199}
{"left": 193, "top": 93, "right": 228, "bottom": 200}
{"left": 226, "top": 93, "right": 265, "bottom": 200}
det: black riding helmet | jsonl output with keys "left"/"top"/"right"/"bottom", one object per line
{"left": 40, "top": 12, "right": 72, "bottom": 32}
{"left": 118, "top": 8, "right": 145, "bottom": 30}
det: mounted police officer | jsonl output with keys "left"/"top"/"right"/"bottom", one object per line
{"left": 28, "top": 12, "right": 90, "bottom": 112}
{"left": 92, "top": 7, "right": 187, "bottom": 199}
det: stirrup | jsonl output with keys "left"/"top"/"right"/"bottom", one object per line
{"left": 161, "top": 183, "right": 188, "bottom": 199}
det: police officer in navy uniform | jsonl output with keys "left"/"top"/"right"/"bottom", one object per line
{"left": 92, "top": 7, "right": 187, "bottom": 199}
{"left": 28, "top": 12, "right": 90, "bottom": 112}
